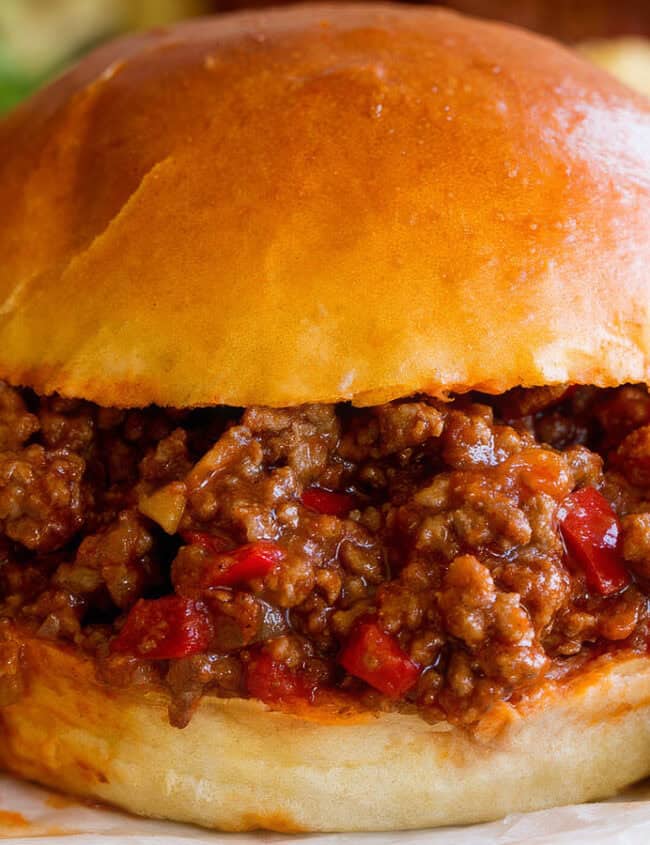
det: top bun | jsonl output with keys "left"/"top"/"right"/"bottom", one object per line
{"left": 0, "top": 3, "right": 648, "bottom": 409}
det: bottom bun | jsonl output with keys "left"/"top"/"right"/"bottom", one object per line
{"left": 1, "top": 633, "right": 650, "bottom": 832}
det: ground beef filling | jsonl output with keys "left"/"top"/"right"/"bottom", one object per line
{"left": 1, "top": 382, "right": 650, "bottom": 728}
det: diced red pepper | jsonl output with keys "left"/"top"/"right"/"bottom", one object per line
{"left": 111, "top": 596, "right": 213, "bottom": 659}
{"left": 180, "top": 531, "right": 228, "bottom": 554}
{"left": 558, "top": 487, "right": 630, "bottom": 596}
{"left": 339, "top": 621, "right": 420, "bottom": 699}
{"left": 202, "top": 541, "right": 284, "bottom": 588}
{"left": 301, "top": 487, "right": 355, "bottom": 517}
{"left": 246, "top": 653, "right": 312, "bottom": 703}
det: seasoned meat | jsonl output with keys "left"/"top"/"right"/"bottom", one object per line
{"left": 1, "top": 381, "right": 649, "bottom": 729}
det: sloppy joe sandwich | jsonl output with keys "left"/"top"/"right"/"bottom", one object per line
{"left": 0, "top": 3, "right": 649, "bottom": 832}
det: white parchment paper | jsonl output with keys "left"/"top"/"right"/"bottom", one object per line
{"left": 1, "top": 774, "right": 650, "bottom": 845}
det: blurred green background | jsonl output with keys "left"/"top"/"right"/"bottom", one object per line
{"left": 1, "top": 0, "right": 649, "bottom": 113}
{"left": 0, "top": 1, "right": 205, "bottom": 112}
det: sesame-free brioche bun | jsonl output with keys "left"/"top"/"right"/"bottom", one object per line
{"left": 0, "top": 4, "right": 649, "bottom": 409}
{"left": 2, "top": 629, "right": 650, "bottom": 832}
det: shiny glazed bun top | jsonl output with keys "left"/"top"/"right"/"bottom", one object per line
{"left": 0, "top": 3, "right": 648, "bottom": 409}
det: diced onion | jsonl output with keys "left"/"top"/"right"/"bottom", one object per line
{"left": 138, "top": 481, "right": 187, "bottom": 534}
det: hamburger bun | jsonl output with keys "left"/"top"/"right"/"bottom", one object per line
{"left": 2, "top": 630, "right": 650, "bottom": 832}
{"left": 0, "top": 4, "right": 648, "bottom": 409}
{"left": 0, "top": 4, "right": 650, "bottom": 833}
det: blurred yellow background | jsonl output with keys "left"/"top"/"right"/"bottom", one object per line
{"left": 1, "top": 0, "right": 649, "bottom": 112}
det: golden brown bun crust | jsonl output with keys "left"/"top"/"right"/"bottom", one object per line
{"left": 0, "top": 4, "right": 649, "bottom": 408}
{"left": 2, "top": 631, "right": 650, "bottom": 832}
